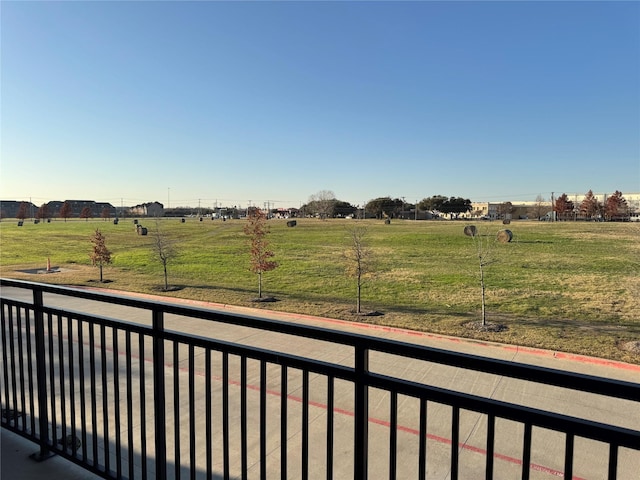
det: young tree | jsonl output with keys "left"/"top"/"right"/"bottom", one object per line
{"left": 16, "top": 202, "right": 29, "bottom": 221}
{"left": 101, "top": 207, "right": 112, "bottom": 221}
{"left": 151, "top": 220, "right": 177, "bottom": 291}
{"left": 89, "top": 229, "right": 112, "bottom": 282}
{"left": 80, "top": 206, "right": 92, "bottom": 221}
{"left": 466, "top": 225, "right": 496, "bottom": 326}
{"left": 59, "top": 201, "right": 72, "bottom": 222}
{"left": 35, "top": 203, "right": 50, "bottom": 221}
{"left": 345, "top": 225, "right": 372, "bottom": 314}
{"left": 244, "top": 208, "right": 278, "bottom": 298}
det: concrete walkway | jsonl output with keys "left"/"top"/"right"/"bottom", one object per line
{"left": 2, "top": 287, "right": 639, "bottom": 479}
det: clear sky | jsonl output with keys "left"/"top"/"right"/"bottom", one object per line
{"left": 1, "top": 1, "right": 639, "bottom": 209}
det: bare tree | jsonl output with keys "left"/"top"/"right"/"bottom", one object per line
{"left": 532, "top": 195, "right": 548, "bottom": 220}
{"left": 36, "top": 203, "right": 49, "bottom": 221}
{"left": 151, "top": 220, "right": 177, "bottom": 291}
{"left": 244, "top": 208, "right": 278, "bottom": 298}
{"left": 89, "top": 229, "right": 112, "bottom": 282}
{"left": 466, "top": 225, "right": 496, "bottom": 326}
{"left": 345, "top": 225, "right": 372, "bottom": 314}
{"left": 308, "top": 190, "right": 336, "bottom": 219}
{"left": 101, "top": 207, "right": 112, "bottom": 221}
{"left": 496, "top": 202, "right": 513, "bottom": 220}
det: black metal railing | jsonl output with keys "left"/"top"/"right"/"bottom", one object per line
{"left": 1, "top": 278, "right": 639, "bottom": 479}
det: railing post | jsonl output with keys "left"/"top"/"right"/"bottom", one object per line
{"left": 354, "top": 343, "right": 369, "bottom": 479}
{"left": 30, "top": 287, "right": 54, "bottom": 461}
{"left": 153, "top": 309, "right": 167, "bottom": 480}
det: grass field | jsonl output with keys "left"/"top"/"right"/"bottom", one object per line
{"left": 1, "top": 217, "right": 639, "bottom": 363}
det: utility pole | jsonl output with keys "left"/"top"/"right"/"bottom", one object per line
{"left": 551, "top": 192, "right": 555, "bottom": 222}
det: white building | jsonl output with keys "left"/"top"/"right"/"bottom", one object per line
{"left": 129, "top": 201, "right": 165, "bottom": 217}
{"left": 470, "top": 192, "right": 639, "bottom": 220}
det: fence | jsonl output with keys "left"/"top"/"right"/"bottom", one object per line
{"left": 1, "top": 278, "right": 639, "bottom": 479}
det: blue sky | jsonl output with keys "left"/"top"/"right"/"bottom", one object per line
{"left": 2, "top": 1, "right": 638, "bottom": 209}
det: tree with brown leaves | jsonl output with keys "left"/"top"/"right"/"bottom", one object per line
{"left": 89, "top": 229, "right": 112, "bottom": 282}
{"left": 16, "top": 202, "right": 29, "bottom": 221}
{"left": 101, "top": 207, "right": 112, "bottom": 221}
{"left": 35, "top": 203, "right": 50, "bottom": 221}
{"left": 80, "top": 206, "right": 92, "bottom": 221}
{"left": 604, "top": 191, "right": 628, "bottom": 221}
{"left": 554, "top": 193, "right": 575, "bottom": 221}
{"left": 580, "top": 190, "right": 601, "bottom": 220}
{"left": 244, "top": 208, "right": 278, "bottom": 298}
{"left": 59, "top": 201, "right": 72, "bottom": 222}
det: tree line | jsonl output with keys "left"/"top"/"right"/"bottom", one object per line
{"left": 4, "top": 188, "right": 634, "bottom": 223}
{"left": 554, "top": 190, "right": 630, "bottom": 221}
{"left": 301, "top": 190, "right": 473, "bottom": 219}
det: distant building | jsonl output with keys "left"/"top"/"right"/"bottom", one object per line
{"left": 470, "top": 201, "right": 552, "bottom": 220}
{"left": 49, "top": 200, "right": 116, "bottom": 218}
{"left": 95, "top": 202, "right": 117, "bottom": 217}
{"left": 0, "top": 200, "right": 118, "bottom": 220}
{"left": 129, "top": 201, "right": 164, "bottom": 217}
{"left": 471, "top": 192, "right": 639, "bottom": 220}
{"left": 562, "top": 192, "right": 640, "bottom": 213}
{"left": 0, "top": 200, "right": 37, "bottom": 219}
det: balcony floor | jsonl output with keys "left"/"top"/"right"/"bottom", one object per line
{"left": 1, "top": 429, "right": 101, "bottom": 480}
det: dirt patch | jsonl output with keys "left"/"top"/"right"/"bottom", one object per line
{"left": 353, "top": 310, "right": 384, "bottom": 317}
{"left": 620, "top": 341, "right": 640, "bottom": 354}
{"left": 464, "top": 321, "right": 508, "bottom": 333}
{"left": 152, "top": 286, "right": 184, "bottom": 292}
{"left": 251, "top": 296, "right": 279, "bottom": 303}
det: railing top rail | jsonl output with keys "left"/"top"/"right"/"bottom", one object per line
{"left": 2, "top": 277, "right": 639, "bottom": 402}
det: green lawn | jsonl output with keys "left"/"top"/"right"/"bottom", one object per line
{"left": 1, "top": 217, "right": 639, "bottom": 363}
